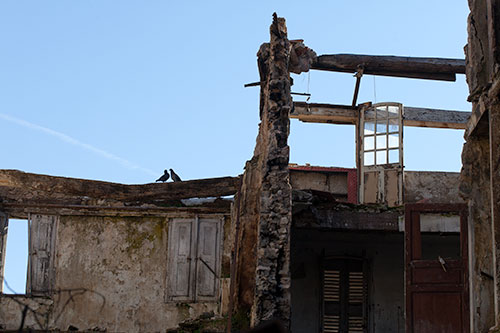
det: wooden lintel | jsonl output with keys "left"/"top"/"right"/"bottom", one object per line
{"left": 291, "top": 102, "right": 470, "bottom": 129}
{"left": 2, "top": 202, "right": 231, "bottom": 219}
{"left": 312, "top": 54, "right": 465, "bottom": 81}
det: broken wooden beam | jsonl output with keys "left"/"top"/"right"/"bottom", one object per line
{"left": 404, "top": 106, "right": 471, "bottom": 129}
{"left": 291, "top": 102, "right": 470, "bottom": 129}
{"left": 312, "top": 54, "right": 465, "bottom": 81}
{"left": 0, "top": 169, "right": 240, "bottom": 207}
{"left": 291, "top": 101, "right": 358, "bottom": 125}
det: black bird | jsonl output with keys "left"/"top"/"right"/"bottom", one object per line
{"left": 170, "top": 169, "right": 182, "bottom": 182}
{"left": 156, "top": 169, "right": 170, "bottom": 182}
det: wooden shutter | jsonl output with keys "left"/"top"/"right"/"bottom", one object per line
{"left": 28, "top": 214, "right": 57, "bottom": 296}
{"left": 0, "top": 212, "right": 7, "bottom": 291}
{"left": 348, "top": 270, "right": 366, "bottom": 332}
{"left": 167, "top": 218, "right": 196, "bottom": 301}
{"left": 195, "top": 218, "right": 221, "bottom": 301}
{"left": 323, "top": 267, "right": 341, "bottom": 332}
{"left": 323, "top": 258, "right": 367, "bottom": 333}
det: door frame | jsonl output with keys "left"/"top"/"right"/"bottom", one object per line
{"left": 405, "top": 203, "right": 469, "bottom": 332}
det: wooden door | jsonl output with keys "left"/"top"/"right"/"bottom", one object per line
{"left": 405, "top": 204, "right": 469, "bottom": 332}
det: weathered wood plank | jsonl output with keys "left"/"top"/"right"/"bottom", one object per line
{"left": 291, "top": 102, "right": 358, "bottom": 124}
{"left": 0, "top": 170, "right": 240, "bottom": 207}
{"left": 312, "top": 54, "right": 465, "bottom": 81}
{"left": 291, "top": 102, "right": 470, "bottom": 129}
{"left": 404, "top": 107, "right": 470, "bottom": 129}
{"left": 2, "top": 202, "right": 231, "bottom": 219}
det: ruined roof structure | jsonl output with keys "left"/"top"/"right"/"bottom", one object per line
{"left": 1, "top": 1, "right": 499, "bottom": 331}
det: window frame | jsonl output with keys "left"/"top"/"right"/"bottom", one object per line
{"left": 360, "top": 103, "right": 403, "bottom": 168}
{"left": 0, "top": 213, "right": 58, "bottom": 296}
{"left": 165, "top": 215, "right": 223, "bottom": 303}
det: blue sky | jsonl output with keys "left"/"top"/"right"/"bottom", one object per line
{"left": 1, "top": 1, "right": 470, "bottom": 293}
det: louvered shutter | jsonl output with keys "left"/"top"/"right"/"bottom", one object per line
{"left": 167, "top": 219, "right": 195, "bottom": 301}
{"left": 0, "top": 212, "right": 7, "bottom": 291}
{"left": 323, "top": 258, "right": 367, "bottom": 333}
{"left": 323, "top": 267, "right": 341, "bottom": 332}
{"left": 347, "top": 267, "right": 366, "bottom": 332}
{"left": 196, "top": 218, "right": 220, "bottom": 301}
{"left": 28, "top": 214, "right": 57, "bottom": 295}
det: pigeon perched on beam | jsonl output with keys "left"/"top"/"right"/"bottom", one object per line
{"left": 170, "top": 169, "right": 182, "bottom": 182}
{"left": 156, "top": 170, "right": 170, "bottom": 182}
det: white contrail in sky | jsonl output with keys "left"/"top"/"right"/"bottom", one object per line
{"left": 0, "top": 113, "right": 157, "bottom": 177}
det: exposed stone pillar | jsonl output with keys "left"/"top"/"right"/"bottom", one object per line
{"left": 228, "top": 14, "right": 315, "bottom": 331}
{"left": 250, "top": 14, "right": 293, "bottom": 327}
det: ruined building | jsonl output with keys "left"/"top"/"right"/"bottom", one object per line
{"left": 0, "top": 2, "right": 499, "bottom": 332}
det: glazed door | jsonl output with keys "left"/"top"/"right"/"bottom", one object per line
{"left": 405, "top": 204, "right": 469, "bottom": 332}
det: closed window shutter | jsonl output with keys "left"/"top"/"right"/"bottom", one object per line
{"left": 196, "top": 219, "right": 220, "bottom": 300}
{"left": 28, "top": 214, "right": 57, "bottom": 296}
{"left": 167, "top": 219, "right": 195, "bottom": 301}
{"left": 348, "top": 270, "right": 365, "bottom": 332}
{"left": 0, "top": 212, "right": 7, "bottom": 291}
{"left": 323, "top": 268, "right": 341, "bottom": 332}
{"left": 323, "top": 258, "right": 367, "bottom": 333}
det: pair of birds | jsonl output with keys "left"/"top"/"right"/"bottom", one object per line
{"left": 156, "top": 169, "right": 181, "bottom": 182}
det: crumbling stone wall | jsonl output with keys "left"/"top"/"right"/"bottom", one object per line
{"left": 461, "top": 0, "right": 500, "bottom": 330}
{"left": 229, "top": 14, "right": 315, "bottom": 329}
{"left": 230, "top": 14, "right": 292, "bottom": 328}
{"left": 251, "top": 14, "right": 293, "bottom": 327}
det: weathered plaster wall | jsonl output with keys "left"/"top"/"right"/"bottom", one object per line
{"left": 461, "top": 0, "right": 500, "bottom": 330}
{"left": 0, "top": 214, "right": 231, "bottom": 331}
{"left": 405, "top": 171, "right": 463, "bottom": 204}
{"left": 0, "top": 296, "right": 53, "bottom": 330}
{"left": 230, "top": 157, "right": 261, "bottom": 317}
{"left": 460, "top": 136, "right": 494, "bottom": 332}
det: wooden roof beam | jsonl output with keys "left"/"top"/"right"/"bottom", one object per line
{"left": 0, "top": 169, "right": 240, "bottom": 207}
{"left": 291, "top": 102, "right": 358, "bottom": 124}
{"left": 291, "top": 102, "right": 470, "bottom": 129}
{"left": 312, "top": 54, "right": 466, "bottom": 81}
